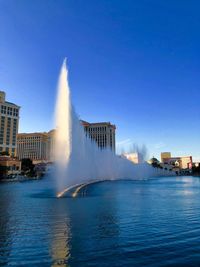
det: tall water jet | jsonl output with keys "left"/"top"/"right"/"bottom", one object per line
{"left": 54, "top": 59, "right": 72, "bottom": 192}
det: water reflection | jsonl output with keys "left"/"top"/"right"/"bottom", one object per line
{"left": 1, "top": 177, "right": 200, "bottom": 267}
{"left": 97, "top": 212, "right": 120, "bottom": 238}
{"left": 96, "top": 192, "right": 120, "bottom": 239}
{"left": 51, "top": 218, "right": 71, "bottom": 267}
{"left": 48, "top": 198, "right": 72, "bottom": 267}
{"left": 0, "top": 186, "right": 12, "bottom": 266}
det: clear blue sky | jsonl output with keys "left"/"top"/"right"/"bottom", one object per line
{"left": 0, "top": 0, "right": 200, "bottom": 160}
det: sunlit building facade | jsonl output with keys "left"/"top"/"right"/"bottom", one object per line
{"left": 17, "top": 121, "right": 116, "bottom": 162}
{"left": 17, "top": 132, "right": 49, "bottom": 162}
{"left": 0, "top": 91, "right": 20, "bottom": 157}
{"left": 161, "top": 152, "right": 193, "bottom": 170}
{"left": 17, "top": 130, "right": 56, "bottom": 163}
{"left": 81, "top": 121, "right": 116, "bottom": 152}
{"left": 161, "top": 152, "right": 172, "bottom": 163}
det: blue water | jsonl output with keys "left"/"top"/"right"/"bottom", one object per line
{"left": 1, "top": 176, "right": 200, "bottom": 267}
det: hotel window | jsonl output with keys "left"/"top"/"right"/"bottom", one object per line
{"left": 12, "top": 119, "right": 17, "bottom": 145}
{"left": 6, "top": 118, "right": 11, "bottom": 145}
{"left": 7, "top": 107, "right": 13, "bottom": 116}
{"left": 1, "top": 106, "right": 6, "bottom": 114}
{"left": 0, "top": 116, "right": 5, "bottom": 144}
{"left": 13, "top": 108, "right": 18, "bottom": 117}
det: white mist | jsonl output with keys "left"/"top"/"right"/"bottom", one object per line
{"left": 54, "top": 59, "right": 174, "bottom": 195}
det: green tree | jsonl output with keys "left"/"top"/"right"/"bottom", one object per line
{"left": 21, "top": 158, "right": 36, "bottom": 177}
{"left": 21, "top": 158, "right": 34, "bottom": 172}
{"left": 0, "top": 165, "right": 8, "bottom": 179}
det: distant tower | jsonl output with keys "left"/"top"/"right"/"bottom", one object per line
{"left": 161, "top": 152, "right": 171, "bottom": 163}
{"left": 0, "top": 91, "right": 20, "bottom": 157}
{"left": 0, "top": 91, "right": 6, "bottom": 103}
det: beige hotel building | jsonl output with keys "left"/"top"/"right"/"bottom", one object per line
{"left": 0, "top": 91, "right": 20, "bottom": 157}
{"left": 81, "top": 121, "right": 116, "bottom": 152}
{"left": 17, "top": 132, "right": 50, "bottom": 162}
{"left": 17, "top": 121, "right": 116, "bottom": 162}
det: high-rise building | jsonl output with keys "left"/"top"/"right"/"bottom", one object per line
{"left": 81, "top": 121, "right": 116, "bottom": 152}
{"left": 0, "top": 91, "right": 20, "bottom": 157}
{"left": 17, "top": 132, "right": 48, "bottom": 162}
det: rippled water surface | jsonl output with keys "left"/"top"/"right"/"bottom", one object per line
{"left": 1, "top": 176, "right": 200, "bottom": 267}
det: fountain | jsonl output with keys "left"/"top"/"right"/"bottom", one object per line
{"left": 54, "top": 59, "right": 72, "bottom": 194}
{"left": 54, "top": 59, "right": 174, "bottom": 197}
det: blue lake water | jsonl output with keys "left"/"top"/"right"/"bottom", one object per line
{"left": 1, "top": 176, "right": 200, "bottom": 267}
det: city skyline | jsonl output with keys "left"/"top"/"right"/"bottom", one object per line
{"left": 1, "top": 0, "right": 200, "bottom": 160}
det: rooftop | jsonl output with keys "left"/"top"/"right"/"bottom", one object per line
{"left": 81, "top": 120, "right": 116, "bottom": 128}
{"left": 5, "top": 101, "right": 20, "bottom": 107}
{"left": 17, "top": 132, "right": 48, "bottom": 136}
